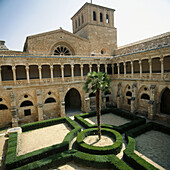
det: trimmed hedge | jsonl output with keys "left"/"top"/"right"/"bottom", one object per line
{"left": 5, "top": 117, "right": 81, "bottom": 169}
{"left": 14, "top": 149, "right": 132, "bottom": 170}
{"left": 75, "top": 108, "right": 146, "bottom": 133}
{"left": 123, "top": 122, "right": 170, "bottom": 170}
{"left": 76, "top": 128, "right": 122, "bottom": 155}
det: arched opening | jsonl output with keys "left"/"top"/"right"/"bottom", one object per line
{"left": 0, "top": 104, "right": 8, "bottom": 110}
{"left": 16, "top": 65, "right": 26, "bottom": 80}
{"left": 65, "top": 88, "right": 81, "bottom": 113}
{"left": 126, "top": 62, "right": 131, "bottom": 74}
{"left": 142, "top": 59, "right": 149, "bottom": 73}
{"left": 83, "top": 64, "right": 89, "bottom": 76}
{"left": 29, "top": 65, "right": 39, "bottom": 79}
{"left": 133, "top": 60, "right": 140, "bottom": 73}
{"left": 20, "top": 100, "right": 33, "bottom": 107}
{"left": 164, "top": 56, "right": 170, "bottom": 72}
{"left": 141, "top": 93, "right": 150, "bottom": 100}
{"left": 45, "top": 98, "right": 56, "bottom": 104}
{"left": 160, "top": 88, "right": 170, "bottom": 115}
{"left": 92, "top": 64, "right": 97, "bottom": 72}
{"left": 152, "top": 57, "right": 161, "bottom": 73}
{"left": 120, "top": 63, "right": 124, "bottom": 74}
{"left": 42, "top": 65, "right": 50, "bottom": 78}
{"left": 100, "top": 13, "right": 103, "bottom": 22}
{"left": 64, "top": 65, "right": 71, "bottom": 77}
{"left": 114, "top": 63, "right": 118, "bottom": 74}
{"left": 126, "top": 91, "right": 132, "bottom": 105}
{"left": 93, "top": 11, "right": 96, "bottom": 21}
{"left": 53, "top": 65, "right": 61, "bottom": 77}
{"left": 2, "top": 65, "right": 13, "bottom": 81}
{"left": 126, "top": 91, "right": 132, "bottom": 97}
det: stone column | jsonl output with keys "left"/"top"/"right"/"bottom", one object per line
{"left": 131, "top": 61, "right": 134, "bottom": 78}
{"left": 59, "top": 87, "right": 66, "bottom": 117}
{"left": 139, "top": 60, "right": 142, "bottom": 79}
{"left": 160, "top": 58, "right": 164, "bottom": 80}
{"left": 116, "top": 82, "right": 122, "bottom": 108}
{"left": 71, "top": 64, "right": 74, "bottom": 81}
{"left": 117, "top": 63, "right": 120, "bottom": 78}
{"left": 36, "top": 90, "right": 44, "bottom": 121}
{"left": 12, "top": 65, "right": 16, "bottom": 85}
{"left": 131, "top": 83, "right": 137, "bottom": 113}
{"left": 148, "top": 85, "right": 156, "bottom": 120}
{"left": 105, "top": 64, "right": 107, "bottom": 73}
{"left": 38, "top": 65, "right": 42, "bottom": 83}
{"left": 10, "top": 92, "right": 18, "bottom": 127}
{"left": 97, "top": 64, "right": 100, "bottom": 72}
{"left": 50, "top": 64, "right": 54, "bottom": 82}
{"left": 25, "top": 65, "right": 30, "bottom": 84}
{"left": 81, "top": 64, "right": 84, "bottom": 80}
{"left": 149, "top": 59, "right": 152, "bottom": 79}
{"left": 89, "top": 64, "right": 92, "bottom": 72}
{"left": 124, "top": 62, "right": 126, "bottom": 78}
{"left": 61, "top": 65, "right": 64, "bottom": 82}
{"left": 0, "top": 66, "right": 2, "bottom": 86}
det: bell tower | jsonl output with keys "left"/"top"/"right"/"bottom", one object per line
{"left": 71, "top": 3, "right": 117, "bottom": 56}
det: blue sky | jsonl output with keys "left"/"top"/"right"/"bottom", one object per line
{"left": 0, "top": 0, "right": 170, "bottom": 51}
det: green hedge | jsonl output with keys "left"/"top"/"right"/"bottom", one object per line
{"left": 123, "top": 122, "right": 170, "bottom": 170}
{"left": 14, "top": 149, "right": 132, "bottom": 170}
{"left": 5, "top": 117, "right": 81, "bottom": 169}
{"left": 76, "top": 128, "right": 122, "bottom": 155}
{"left": 75, "top": 108, "right": 146, "bottom": 133}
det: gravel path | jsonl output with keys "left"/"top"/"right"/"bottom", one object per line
{"left": 17, "top": 123, "right": 71, "bottom": 156}
{"left": 135, "top": 130, "right": 170, "bottom": 170}
{"left": 85, "top": 113, "right": 130, "bottom": 126}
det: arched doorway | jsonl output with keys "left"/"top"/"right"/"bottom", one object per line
{"left": 65, "top": 88, "right": 81, "bottom": 113}
{"left": 160, "top": 88, "right": 170, "bottom": 115}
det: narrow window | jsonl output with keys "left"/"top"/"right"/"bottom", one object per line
{"left": 78, "top": 17, "right": 80, "bottom": 26}
{"left": 93, "top": 11, "right": 96, "bottom": 21}
{"left": 81, "top": 15, "right": 84, "bottom": 24}
{"left": 75, "top": 20, "right": 77, "bottom": 29}
{"left": 106, "top": 14, "right": 109, "bottom": 23}
{"left": 24, "top": 109, "right": 31, "bottom": 116}
{"left": 100, "top": 13, "right": 103, "bottom": 22}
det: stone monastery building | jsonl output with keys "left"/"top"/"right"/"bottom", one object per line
{"left": 0, "top": 3, "right": 170, "bottom": 128}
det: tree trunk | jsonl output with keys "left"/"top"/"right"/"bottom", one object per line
{"left": 96, "top": 88, "right": 101, "bottom": 140}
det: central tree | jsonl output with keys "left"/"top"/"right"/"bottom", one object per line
{"left": 83, "top": 71, "right": 111, "bottom": 139}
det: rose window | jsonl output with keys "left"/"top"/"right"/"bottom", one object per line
{"left": 54, "top": 46, "right": 71, "bottom": 56}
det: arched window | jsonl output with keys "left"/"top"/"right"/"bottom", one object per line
{"left": 100, "top": 13, "right": 103, "bottom": 22}
{"left": 81, "top": 15, "right": 84, "bottom": 24}
{"left": 106, "top": 14, "right": 109, "bottom": 23}
{"left": 75, "top": 20, "right": 77, "bottom": 29}
{"left": 0, "top": 104, "right": 8, "bottom": 110}
{"left": 20, "top": 100, "right": 33, "bottom": 107}
{"left": 78, "top": 17, "right": 80, "bottom": 26}
{"left": 54, "top": 46, "right": 71, "bottom": 56}
{"left": 141, "top": 94, "right": 150, "bottom": 100}
{"left": 93, "top": 11, "right": 96, "bottom": 21}
{"left": 126, "top": 91, "right": 132, "bottom": 97}
{"left": 45, "top": 98, "right": 56, "bottom": 104}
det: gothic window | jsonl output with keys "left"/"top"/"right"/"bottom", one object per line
{"left": 54, "top": 46, "right": 71, "bottom": 56}
{"left": 93, "top": 11, "right": 96, "bottom": 21}
{"left": 100, "top": 13, "right": 103, "bottom": 22}
{"left": 106, "top": 14, "right": 109, "bottom": 23}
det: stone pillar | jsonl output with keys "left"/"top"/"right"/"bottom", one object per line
{"left": 131, "top": 83, "right": 137, "bottom": 113}
{"left": 59, "top": 87, "right": 65, "bottom": 117}
{"left": 0, "top": 66, "right": 2, "bottom": 86}
{"left": 148, "top": 85, "right": 156, "bottom": 120}
{"left": 81, "top": 64, "right": 84, "bottom": 80}
{"left": 124, "top": 62, "right": 126, "bottom": 78}
{"left": 50, "top": 64, "right": 54, "bottom": 82}
{"left": 131, "top": 61, "right": 134, "bottom": 78}
{"left": 89, "top": 64, "right": 92, "bottom": 72}
{"left": 36, "top": 90, "right": 44, "bottom": 121}
{"left": 117, "top": 63, "right": 120, "bottom": 78}
{"left": 25, "top": 65, "right": 30, "bottom": 84}
{"left": 10, "top": 92, "right": 18, "bottom": 127}
{"left": 105, "top": 64, "right": 107, "bottom": 73}
{"left": 149, "top": 59, "right": 152, "bottom": 79}
{"left": 71, "top": 64, "right": 74, "bottom": 81}
{"left": 116, "top": 82, "right": 122, "bottom": 108}
{"left": 85, "top": 96, "right": 91, "bottom": 112}
{"left": 61, "top": 65, "right": 64, "bottom": 82}
{"left": 139, "top": 60, "right": 142, "bottom": 79}
{"left": 160, "top": 58, "right": 164, "bottom": 80}
{"left": 38, "top": 65, "right": 42, "bottom": 83}
{"left": 97, "top": 64, "right": 100, "bottom": 72}
{"left": 12, "top": 65, "right": 16, "bottom": 85}
{"left": 112, "top": 64, "right": 114, "bottom": 75}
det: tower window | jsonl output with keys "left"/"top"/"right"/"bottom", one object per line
{"left": 93, "top": 11, "right": 96, "bottom": 21}
{"left": 100, "top": 13, "right": 103, "bottom": 22}
{"left": 81, "top": 15, "right": 84, "bottom": 24}
{"left": 106, "top": 14, "right": 109, "bottom": 23}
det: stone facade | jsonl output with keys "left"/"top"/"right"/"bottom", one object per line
{"left": 0, "top": 3, "right": 170, "bottom": 128}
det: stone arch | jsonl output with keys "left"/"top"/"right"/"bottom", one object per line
{"left": 50, "top": 41, "right": 75, "bottom": 55}
{"left": 64, "top": 88, "right": 81, "bottom": 113}
{"left": 160, "top": 87, "right": 170, "bottom": 115}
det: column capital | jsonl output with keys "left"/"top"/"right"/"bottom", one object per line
{"left": 80, "top": 64, "right": 83, "bottom": 68}
{"left": 130, "top": 61, "right": 133, "bottom": 65}
{"left": 148, "top": 58, "right": 152, "bottom": 64}
{"left": 89, "top": 64, "right": 92, "bottom": 68}
{"left": 25, "top": 66, "right": 29, "bottom": 70}
{"left": 123, "top": 62, "right": 126, "bottom": 66}
{"left": 160, "top": 58, "right": 164, "bottom": 63}
{"left": 61, "top": 64, "right": 64, "bottom": 69}
{"left": 50, "top": 65, "right": 53, "bottom": 69}
{"left": 139, "top": 60, "right": 142, "bottom": 64}
{"left": 12, "top": 65, "right": 16, "bottom": 70}
{"left": 38, "top": 65, "right": 42, "bottom": 69}
{"left": 71, "top": 64, "right": 74, "bottom": 68}
{"left": 117, "top": 63, "right": 120, "bottom": 66}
